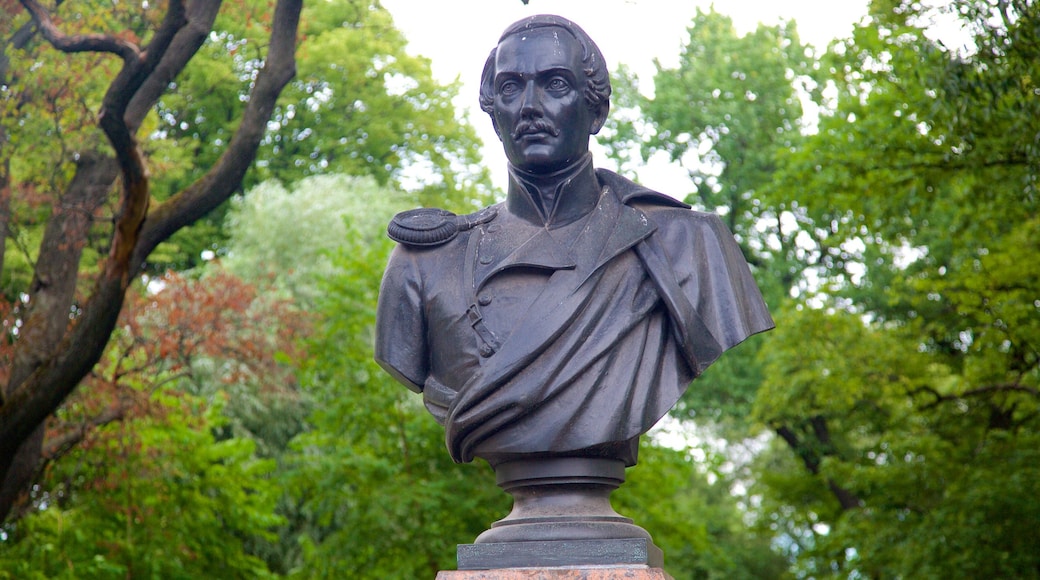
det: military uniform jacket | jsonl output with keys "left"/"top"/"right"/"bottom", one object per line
{"left": 375, "top": 164, "right": 773, "bottom": 465}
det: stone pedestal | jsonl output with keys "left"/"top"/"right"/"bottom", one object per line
{"left": 451, "top": 457, "right": 665, "bottom": 574}
{"left": 475, "top": 458, "right": 653, "bottom": 546}
{"left": 458, "top": 538, "right": 662, "bottom": 570}
{"left": 436, "top": 568, "right": 674, "bottom": 579}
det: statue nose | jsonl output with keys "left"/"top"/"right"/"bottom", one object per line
{"left": 519, "top": 81, "right": 542, "bottom": 116}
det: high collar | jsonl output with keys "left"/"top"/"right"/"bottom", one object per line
{"left": 506, "top": 154, "right": 600, "bottom": 228}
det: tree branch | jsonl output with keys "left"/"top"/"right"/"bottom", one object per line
{"left": 775, "top": 420, "right": 862, "bottom": 511}
{"left": 18, "top": 0, "right": 141, "bottom": 61}
{"left": 913, "top": 382, "right": 1039, "bottom": 410}
{"left": 132, "top": 0, "right": 302, "bottom": 267}
{"left": 125, "top": 1, "right": 223, "bottom": 131}
{"left": 103, "top": 0, "right": 187, "bottom": 131}
{"left": 42, "top": 404, "right": 125, "bottom": 462}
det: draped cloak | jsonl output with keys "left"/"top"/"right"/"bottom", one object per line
{"left": 375, "top": 168, "right": 773, "bottom": 465}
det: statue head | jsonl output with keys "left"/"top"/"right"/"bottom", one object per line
{"left": 479, "top": 15, "right": 612, "bottom": 173}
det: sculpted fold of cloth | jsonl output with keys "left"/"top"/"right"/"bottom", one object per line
{"left": 376, "top": 158, "right": 773, "bottom": 466}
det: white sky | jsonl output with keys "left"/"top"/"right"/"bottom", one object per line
{"left": 381, "top": 0, "right": 870, "bottom": 192}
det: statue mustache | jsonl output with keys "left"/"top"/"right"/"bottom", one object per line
{"left": 512, "top": 119, "right": 560, "bottom": 140}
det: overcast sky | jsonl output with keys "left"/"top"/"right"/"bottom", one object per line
{"left": 380, "top": 0, "right": 870, "bottom": 192}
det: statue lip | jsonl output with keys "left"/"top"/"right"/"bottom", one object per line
{"left": 517, "top": 131, "right": 551, "bottom": 141}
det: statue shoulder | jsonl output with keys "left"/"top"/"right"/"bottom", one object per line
{"left": 641, "top": 204, "right": 734, "bottom": 244}
{"left": 595, "top": 168, "right": 690, "bottom": 210}
{"left": 387, "top": 205, "right": 498, "bottom": 247}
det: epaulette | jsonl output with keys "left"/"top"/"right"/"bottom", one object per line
{"left": 387, "top": 206, "right": 498, "bottom": 247}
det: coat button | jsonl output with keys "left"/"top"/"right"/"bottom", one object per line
{"left": 487, "top": 224, "right": 501, "bottom": 233}
{"left": 479, "top": 344, "right": 494, "bottom": 357}
{"left": 479, "top": 254, "right": 493, "bottom": 265}
{"left": 478, "top": 294, "right": 493, "bottom": 306}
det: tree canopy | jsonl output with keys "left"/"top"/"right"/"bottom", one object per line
{"left": 602, "top": 1, "right": 1039, "bottom": 576}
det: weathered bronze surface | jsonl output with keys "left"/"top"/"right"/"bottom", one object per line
{"left": 375, "top": 14, "right": 774, "bottom": 568}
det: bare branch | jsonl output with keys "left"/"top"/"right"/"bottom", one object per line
{"left": 42, "top": 404, "right": 125, "bottom": 461}
{"left": 132, "top": 0, "right": 302, "bottom": 267}
{"left": 18, "top": 0, "right": 141, "bottom": 61}
{"left": 125, "top": 1, "right": 223, "bottom": 131}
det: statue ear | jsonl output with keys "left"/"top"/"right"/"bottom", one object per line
{"left": 589, "top": 101, "right": 608, "bottom": 135}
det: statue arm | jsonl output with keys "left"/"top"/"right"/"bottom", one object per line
{"left": 374, "top": 246, "right": 428, "bottom": 393}
{"left": 695, "top": 213, "right": 775, "bottom": 349}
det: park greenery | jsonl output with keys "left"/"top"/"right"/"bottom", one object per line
{"left": 1, "top": 0, "right": 1037, "bottom": 578}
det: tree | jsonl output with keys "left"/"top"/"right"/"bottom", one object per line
{"left": 607, "top": 0, "right": 1039, "bottom": 576}
{"left": 252, "top": 1, "right": 490, "bottom": 201}
{"left": 148, "top": 1, "right": 491, "bottom": 270}
{"left": 0, "top": 0, "right": 302, "bottom": 522}
{"left": 0, "top": 394, "right": 285, "bottom": 579}
{"left": 748, "top": 0, "right": 1040, "bottom": 575}
{"left": 599, "top": 9, "right": 812, "bottom": 435}
{"left": 616, "top": 439, "right": 788, "bottom": 579}
{"left": 220, "top": 174, "right": 430, "bottom": 309}
{"left": 0, "top": 256, "right": 306, "bottom": 575}
{"left": 603, "top": 8, "right": 813, "bottom": 286}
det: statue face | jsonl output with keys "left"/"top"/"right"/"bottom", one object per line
{"left": 491, "top": 27, "right": 599, "bottom": 173}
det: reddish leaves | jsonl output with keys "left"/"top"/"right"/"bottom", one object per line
{"left": 43, "top": 265, "right": 310, "bottom": 473}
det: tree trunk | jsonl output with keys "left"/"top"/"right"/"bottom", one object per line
{"left": 0, "top": 0, "right": 302, "bottom": 522}
{"left": 0, "top": 152, "right": 117, "bottom": 521}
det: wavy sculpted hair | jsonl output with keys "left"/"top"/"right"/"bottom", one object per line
{"left": 478, "top": 14, "right": 611, "bottom": 120}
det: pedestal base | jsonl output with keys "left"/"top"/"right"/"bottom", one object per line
{"left": 459, "top": 538, "right": 663, "bottom": 570}
{"left": 476, "top": 457, "right": 654, "bottom": 545}
{"left": 436, "top": 567, "right": 673, "bottom": 580}
{"left": 455, "top": 457, "right": 665, "bottom": 572}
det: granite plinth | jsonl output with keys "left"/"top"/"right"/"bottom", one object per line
{"left": 436, "top": 568, "right": 673, "bottom": 579}
{"left": 457, "top": 538, "right": 663, "bottom": 570}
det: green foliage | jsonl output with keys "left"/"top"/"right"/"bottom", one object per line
{"left": 614, "top": 1, "right": 1040, "bottom": 577}
{"left": 145, "top": 0, "right": 491, "bottom": 272}
{"left": 618, "top": 439, "right": 788, "bottom": 579}
{"left": 0, "top": 394, "right": 281, "bottom": 579}
{"left": 745, "top": 2, "right": 1040, "bottom": 576}
{"left": 221, "top": 174, "right": 416, "bottom": 308}
{"left": 277, "top": 181, "right": 506, "bottom": 577}
{"left": 256, "top": 1, "right": 490, "bottom": 196}
{"left": 752, "top": 307, "right": 1040, "bottom": 578}
{"left": 646, "top": 10, "right": 809, "bottom": 218}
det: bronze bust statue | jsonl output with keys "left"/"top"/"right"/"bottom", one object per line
{"left": 375, "top": 14, "right": 773, "bottom": 570}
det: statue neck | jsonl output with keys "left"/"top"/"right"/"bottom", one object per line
{"left": 507, "top": 154, "right": 600, "bottom": 228}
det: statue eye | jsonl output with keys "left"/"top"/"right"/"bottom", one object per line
{"left": 547, "top": 77, "right": 570, "bottom": 92}
{"left": 498, "top": 80, "right": 521, "bottom": 95}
